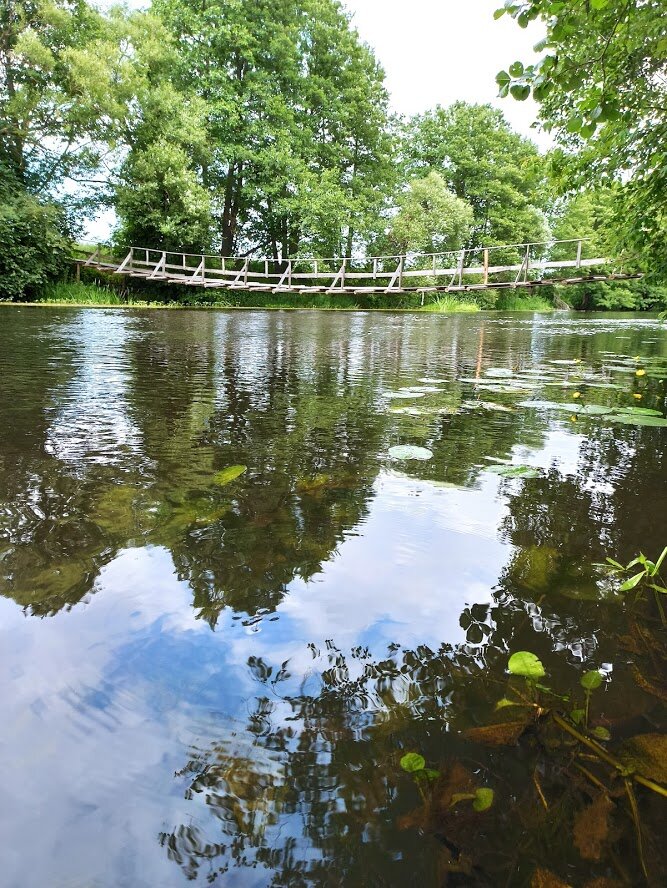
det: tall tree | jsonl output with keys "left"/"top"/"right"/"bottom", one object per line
{"left": 401, "top": 102, "right": 549, "bottom": 249}
{"left": 150, "top": 0, "right": 394, "bottom": 258}
{"left": 495, "top": 0, "right": 667, "bottom": 276}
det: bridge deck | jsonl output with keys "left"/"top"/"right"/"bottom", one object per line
{"left": 76, "top": 239, "right": 640, "bottom": 295}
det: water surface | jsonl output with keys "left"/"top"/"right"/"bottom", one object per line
{"left": 0, "top": 307, "right": 665, "bottom": 886}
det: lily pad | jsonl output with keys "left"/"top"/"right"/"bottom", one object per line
{"left": 487, "top": 464, "right": 540, "bottom": 478}
{"left": 610, "top": 414, "right": 667, "bottom": 427}
{"left": 388, "top": 445, "right": 433, "bottom": 461}
{"left": 616, "top": 406, "right": 664, "bottom": 416}
{"left": 212, "top": 465, "right": 247, "bottom": 486}
{"left": 384, "top": 390, "right": 425, "bottom": 399}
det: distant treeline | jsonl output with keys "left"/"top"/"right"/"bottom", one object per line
{"left": 0, "top": 1, "right": 664, "bottom": 310}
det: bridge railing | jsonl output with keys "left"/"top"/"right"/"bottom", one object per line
{"left": 79, "top": 238, "right": 610, "bottom": 292}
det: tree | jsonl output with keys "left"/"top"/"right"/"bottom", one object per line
{"left": 387, "top": 172, "right": 474, "bottom": 255}
{"left": 150, "top": 0, "right": 394, "bottom": 258}
{"left": 401, "top": 102, "right": 549, "bottom": 249}
{"left": 0, "top": 0, "right": 128, "bottom": 197}
{"left": 495, "top": 0, "right": 667, "bottom": 276}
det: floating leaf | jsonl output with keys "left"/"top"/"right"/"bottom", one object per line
{"left": 388, "top": 445, "right": 433, "bottom": 461}
{"left": 612, "top": 414, "right": 667, "bottom": 427}
{"left": 212, "top": 465, "right": 247, "bottom": 486}
{"left": 472, "top": 787, "right": 494, "bottom": 812}
{"left": 400, "top": 752, "right": 425, "bottom": 773}
{"left": 487, "top": 464, "right": 540, "bottom": 478}
{"left": 508, "top": 651, "right": 546, "bottom": 679}
{"left": 384, "top": 390, "right": 425, "bottom": 399}
{"left": 580, "top": 670, "right": 603, "bottom": 691}
{"left": 619, "top": 733, "right": 667, "bottom": 783}
{"left": 616, "top": 406, "right": 663, "bottom": 416}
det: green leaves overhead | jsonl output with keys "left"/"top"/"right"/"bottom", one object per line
{"left": 580, "top": 670, "right": 603, "bottom": 691}
{"left": 496, "top": 0, "right": 667, "bottom": 276}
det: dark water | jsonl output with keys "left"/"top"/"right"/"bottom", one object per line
{"left": 0, "top": 306, "right": 665, "bottom": 887}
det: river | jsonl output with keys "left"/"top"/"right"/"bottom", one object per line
{"left": 0, "top": 306, "right": 665, "bottom": 886}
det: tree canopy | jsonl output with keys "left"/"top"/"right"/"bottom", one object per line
{"left": 496, "top": 0, "right": 667, "bottom": 275}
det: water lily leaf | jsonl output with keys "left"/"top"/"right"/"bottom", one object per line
{"left": 487, "top": 464, "right": 540, "bottom": 478}
{"left": 619, "top": 733, "right": 667, "bottom": 783}
{"left": 616, "top": 407, "right": 663, "bottom": 416}
{"left": 384, "top": 390, "right": 425, "bottom": 399}
{"left": 611, "top": 414, "right": 667, "bottom": 427}
{"left": 473, "top": 787, "right": 494, "bottom": 812}
{"left": 296, "top": 474, "right": 333, "bottom": 493}
{"left": 388, "top": 445, "right": 433, "bottom": 461}
{"left": 212, "top": 465, "right": 247, "bottom": 486}
{"left": 400, "top": 752, "right": 425, "bottom": 773}
{"left": 508, "top": 651, "right": 546, "bottom": 679}
{"left": 580, "top": 670, "right": 603, "bottom": 691}
{"left": 390, "top": 406, "right": 429, "bottom": 415}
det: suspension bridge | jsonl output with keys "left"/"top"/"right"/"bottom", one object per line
{"left": 76, "top": 239, "right": 640, "bottom": 297}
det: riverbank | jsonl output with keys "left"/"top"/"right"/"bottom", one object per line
{"left": 12, "top": 281, "right": 555, "bottom": 312}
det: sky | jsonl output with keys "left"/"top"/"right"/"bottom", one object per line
{"left": 343, "top": 0, "right": 547, "bottom": 143}
{"left": 86, "top": 0, "right": 547, "bottom": 240}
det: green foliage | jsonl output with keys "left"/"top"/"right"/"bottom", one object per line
{"left": 0, "top": 189, "right": 71, "bottom": 299}
{"left": 148, "top": 0, "right": 395, "bottom": 258}
{"left": 507, "top": 651, "right": 546, "bottom": 680}
{"left": 387, "top": 172, "right": 473, "bottom": 255}
{"left": 497, "top": 0, "right": 667, "bottom": 276}
{"left": 212, "top": 466, "right": 247, "bottom": 487}
{"left": 400, "top": 752, "right": 426, "bottom": 773}
{"left": 401, "top": 102, "right": 549, "bottom": 250}
{"left": 580, "top": 671, "right": 603, "bottom": 692}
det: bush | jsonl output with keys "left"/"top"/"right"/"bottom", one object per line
{"left": 0, "top": 191, "right": 72, "bottom": 300}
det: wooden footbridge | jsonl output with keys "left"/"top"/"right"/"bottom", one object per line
{"left": 77, "top": 239, "right": 640, "bottom": 296}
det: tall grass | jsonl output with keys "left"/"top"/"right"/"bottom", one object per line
{"left": 421, "top": 295, "right": 480, "bottom": 313}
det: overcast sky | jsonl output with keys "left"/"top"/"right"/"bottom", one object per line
{"left": 87, "top": 0, "right": 547, "bottom": 239}
{"left": 343, "top": 0, "right": 546, "bottom": 143}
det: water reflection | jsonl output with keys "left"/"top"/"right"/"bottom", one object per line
{"left": 0, "top": 307, "right": 665, "bottom": 886}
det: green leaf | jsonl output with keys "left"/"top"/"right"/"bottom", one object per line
{"left": 496, "top": 70, "right": 511, "bottom": 86}
{"left": 212, "top": 465, "right": 247, "bottom": 486}
{"left": 400, "top": 752, "right": 425, "bottom": 773}
{"left": 591, "top": 726, "right": 611, "bottom": 741}
{"left": 509, "top": 61, "right": 524, "bottom": 77}
{"left": 493, "top": 8, "right": 506, "bottom": 20}
{"left": 508, "top": 651, "right": 546, "bottom": 680}
{"left": 580, "top": 670, "right": 603, "bottom": 691}
{"left": 473, "top": 787, "right": 495, "bottom": 812}
{"left": 571, "top": 709, "right": 586, "bottom": 725}
{"left": 496, "top": 697, "right": 521, "bottom": 710}
{"left": 619, "top": 571, "right": 645, "bottom": 592}
{"left": 590, "top": 0, "right": 610, "bottom": 9}
{"left": 566, "top": 116, "right": 582, "bottom": 134}
{"left": 487, "top": 464, "right": 540, "bottom": 478}
{"left": 510, "top": 84, "right": 531, "bottom": 101}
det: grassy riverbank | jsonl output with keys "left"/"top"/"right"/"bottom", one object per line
{"left": 22, "top": 281, "right": 555, "bottom": 312}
